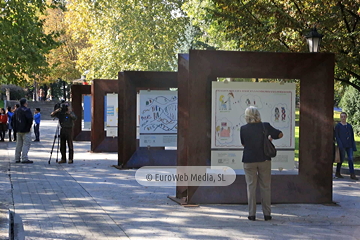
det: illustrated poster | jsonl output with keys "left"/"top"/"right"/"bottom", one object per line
{"left": 106, "top": 93, "right": 118, "bottom": 137}
{"left": 211, "top": 82, "right": 296, "bottom": 170}
{"left": 139, "top": 90, "right": 177, "bottom": 147}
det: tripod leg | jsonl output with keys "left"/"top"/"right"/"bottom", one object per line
{"left": 56, "top": 128, "right": 60, "bottom": 163}
{"left": 48, "top": 128, "right": 58, "bottom": 164}
{"left": 48, "top": 124, "right": 60, "bottom": 164}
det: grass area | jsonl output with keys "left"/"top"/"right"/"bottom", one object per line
{"left": 295, "top": 109, "right": 360, "bottom": 168}
{"left": 0, "top": 100, "right": 4, "bottom": 108}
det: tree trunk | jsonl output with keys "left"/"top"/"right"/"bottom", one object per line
{"left": 5, "top": 88, "right": 10, "bottom": 100}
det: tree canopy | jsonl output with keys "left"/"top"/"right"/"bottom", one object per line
{"left": 183, "top": 0, "right": 360, "bottom": 91}
{"left": 65, "top": 0, "right": 188, "bottom": 79}
{"left": 0, "top": 0, "right": 59, "bottom": 85}
{"left": 2, "top": 0, "right": 359, "bottom": 90}
{"left": 41, "top": 2, "right": 84, "bottom": 82}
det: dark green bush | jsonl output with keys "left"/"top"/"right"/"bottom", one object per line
{"left": 0, "top": 84, "right": 26, "bottom": 100}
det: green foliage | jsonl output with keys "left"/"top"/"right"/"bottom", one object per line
{"left": 340, "top": 86, "right": 360, "bottom": 135}
{"left": 42, "top": 4, "right": 83, "bottom": 83}
{"left": 66, "top": 0, "right": 189, "bottom": 79}
{"left": 0, "top": 0, "right": 60, "bottom": 85}
{"left": 184, "top": 0, "right": 360, "bottom": 91}
{"left": 182, "top": 0, "right": 238, "bottom": 50}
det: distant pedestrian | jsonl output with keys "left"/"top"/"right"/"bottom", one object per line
{"left": 240, "top": 106, "right": 283, "bottom": 221}
{"left": 33, "top": 108, "right": 41, "bottom": 142}
{"left": 0, "top": 108, "right": 8, "bottom": 141}
{"left": 34, "top": 108, "right": 41, "bottom": 142}
{"left": 7, "top": 106, "right": 14, "bottom": 141}
{"left": 335, "top": 112, "right": 358, "bottom": 180}
{"left": 46, "top": 88, "right": 52, "bottom": 101}
{"left": 13, "top": 103, "right": 20, "bottom": 141}
{"left": 11, "top": 98, "right": 33, "bottom": 163}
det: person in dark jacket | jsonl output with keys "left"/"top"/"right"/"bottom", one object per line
{"left": 11, "top": 98, "right": 33, "bottom": 163}
{"left": 240, "top": 106, "right": 283, "bottom": 221}
{"left": 51, "top": 103, "right": 77, "bottom": 164}
{"left": 334, "top": 112, "right": 358, "bottom": 180}
{"left": 13, "top": 103, "right": 20, "bottom": 141}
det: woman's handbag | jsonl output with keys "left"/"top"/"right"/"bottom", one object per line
{"left": 262, "top": 123, "right": 277, "bottom": 158}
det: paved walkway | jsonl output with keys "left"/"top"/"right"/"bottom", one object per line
{"left": 0, "top": 120, "right": 360, "bottom": 239}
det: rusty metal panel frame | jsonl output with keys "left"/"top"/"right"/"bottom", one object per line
{"left": 91, "top": 79, "right": 118, "bottom": 152}
{"left": 71, "top": 85, "right": 91, "bottom": 141}
{"left": 178, "top": 50, "right": 335, "bottom": 204}
{"left": 118, "top": 71, "right": 178, "bottom": 167}
{"left": 176, "top": 54, "right": 190, "bottom": 198}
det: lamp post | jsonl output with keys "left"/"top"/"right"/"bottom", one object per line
{"left": 305, "top": 28, "right": 323, "bottom": 52}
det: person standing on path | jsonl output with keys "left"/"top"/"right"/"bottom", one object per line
{"left": 12, "top": 103, "right": 19, "bottom": 141}
{"left": 7, "top": 106, "right": 14, "bottom": 141}
{"left": 334, "top": 112, "right": 358, "bottom": 180}
{"left": 33, "top": 108, "right": 41, "bottom": 142}
{"left": 0, "top": 108, "right": 7, "bottom": 141}
{"left": 11, "top": 98, "right": 33, "bottom": 163}
{"left": 240, "top": 106, "right": 283, "bottom": 221}
{"left": 51, "top": 103, "right": 77, "bottom": 164}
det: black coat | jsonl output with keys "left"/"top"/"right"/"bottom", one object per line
{"left": 240, "top": 122, "right": 282, "bottom": 163}
{"left": 11, "top": 106, "right": 33, "bottom": 133}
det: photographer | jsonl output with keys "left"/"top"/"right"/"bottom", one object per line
{"left": 51, "top": 102, "right": 77, "bottom": 164}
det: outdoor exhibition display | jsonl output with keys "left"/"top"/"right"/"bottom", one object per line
{"left": 211, "top": 81, "right": 296, "bottom": 171}
{"left": 106, "top": 93, "right": 118, "bottom": 137}
{"left": 139, "top": 90, "right": 178, "bottom": 147}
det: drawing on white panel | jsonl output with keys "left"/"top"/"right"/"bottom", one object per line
{"left": 219, "top": 92, "right": 234, "bottom": 111}
{"left": 211, "top": 82, "right": 296, "bottom": 170}
{"left": 215, "top": 118, "right": 234, "bottom": 144}
{"left": 141, "top": 103, "right": 177, "bottom": 132}
{"left": 240, "top": 94, "right": 263, "bottom": 109}
{"left": 212, "top": 84, "right": 296, "bottom": 149}
{"left": 271, "top": 103, "right": 290, "bottom": 128}
{"left": 145, "top": 96, "right": 177, "bottom": 106}
{"left": 140, "top": 91, "right": 178, "bottom": 134}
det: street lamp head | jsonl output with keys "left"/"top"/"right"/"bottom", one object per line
{"left": 305, "top": 28, "right": 323, "bottom": 52}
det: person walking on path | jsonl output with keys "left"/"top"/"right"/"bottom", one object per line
{"left": 0, "top": 108, "right": 7, "bottom": 141}
{"left": 334, "top": 112, "right": 358, "bottom": 180}
{"left": 13, "top": 103, "right": 20, "bottom": 141}
{"left": 7, "top": 106, "right": 14, "bottom": 141}
{"left": 11, "top": 98, "right": 33, "bottom": 163}
{"left": 51, "top": 103, "right": 77, "bottom": 164}
{"left": 33, "top": 108, "right": 41, "bottom": 142}
{"left": 240, "top": 106, "right": 283, "bottom": 221}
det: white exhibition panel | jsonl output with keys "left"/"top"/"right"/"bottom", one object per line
{"left": 106, "top": 93, "right": 118, "bottom": 137}
{"left": 211, "top": 82, "right": 296, "bottom": 171}
{"left": 211, "top": 150, "right": 296, "bottom": 171}
{"left": 139, "top": 90, "right": 178, "bottom": 147}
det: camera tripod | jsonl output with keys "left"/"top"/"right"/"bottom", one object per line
{"left": 48, "top": 122, "right": 61, "bottom": 164}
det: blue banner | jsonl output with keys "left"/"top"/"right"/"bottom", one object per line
{"left": 83, "top": 95, "right": 91, "bottom": 123}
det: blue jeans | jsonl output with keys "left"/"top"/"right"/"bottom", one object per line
{"left": 336, "top": 147, "right": 355, "bottom": 174}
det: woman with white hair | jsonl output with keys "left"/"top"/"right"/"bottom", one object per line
{"left": 240, "top": 106, "right": 283, "bottom": 221}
